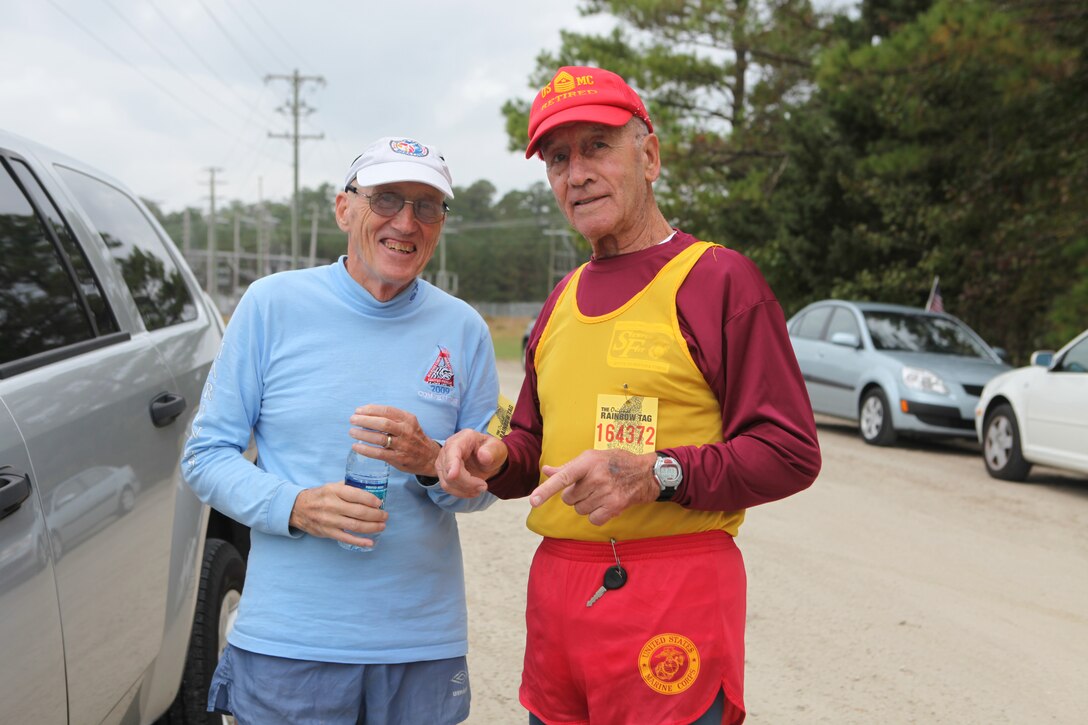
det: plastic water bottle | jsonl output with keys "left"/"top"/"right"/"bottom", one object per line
{"left": 339, "top": 447, "right": 388, "bottom": 553}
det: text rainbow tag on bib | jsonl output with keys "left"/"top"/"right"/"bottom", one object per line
{"left": 594, "top": 393, "right": 658, "bottom": 454}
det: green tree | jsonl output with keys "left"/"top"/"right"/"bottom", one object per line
{"left": 760, "top": 0, "right": 1086, "bottom": 360}
{"left": 503, "top": 0, "right": 836, "bottom": 247}
{"left": 435, "top": 181, "right": 576, "bottom": 302}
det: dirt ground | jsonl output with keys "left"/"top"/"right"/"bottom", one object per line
{"left": 457, "top": 361, "right": 1088, "bottom": 724}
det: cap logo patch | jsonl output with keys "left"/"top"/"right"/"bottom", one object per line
{"left": 541, "top": 70, "right": 596, "bottom": 99}
{"left": 389, "top": 138, "right": 429, "bottom": 158}
{"left": 638, "top": 633, "right": 700, "bottom": 695}
{"left": 553, "top": 70, "right": 577, "bottom": 93}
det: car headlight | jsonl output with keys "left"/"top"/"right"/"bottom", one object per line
{"left": 902, "top": 366, "right": 948, "bottom": 395}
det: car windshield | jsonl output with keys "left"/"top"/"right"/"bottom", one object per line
{"left": 864, "top": 312, "right": 991, "bottom": 357}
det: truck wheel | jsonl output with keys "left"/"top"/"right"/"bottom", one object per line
{"left": 172, "top": 538, "right": 245, "bottom": 724}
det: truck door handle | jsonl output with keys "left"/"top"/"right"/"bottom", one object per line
{"left": 149, "top": 392, "right": 187, "bottom": 428}
{"left": 0, "top": 466, "right": 31, "bottom": 521}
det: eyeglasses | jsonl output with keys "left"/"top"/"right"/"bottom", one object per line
{"left": 346, "top": 187, "right": 449, "bottom": 224}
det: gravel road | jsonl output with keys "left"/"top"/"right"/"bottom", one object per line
{"left": 458, "top": 361, "right": 1088, "bottom": 724}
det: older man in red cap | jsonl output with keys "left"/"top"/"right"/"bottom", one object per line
{"left": 438, "top": 66, "right": 821, "bottom": 724}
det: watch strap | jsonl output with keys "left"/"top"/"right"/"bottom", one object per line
{"left": 416, "top": 439, "right": 444, "bottom": 487}
{"left": 654, "top": 452, "right": 681, "bottom": 502}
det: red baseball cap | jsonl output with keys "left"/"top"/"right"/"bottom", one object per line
{"left": 524, "top": 66, "right": 653, "bottom": 159}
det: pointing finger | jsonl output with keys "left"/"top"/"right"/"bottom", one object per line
{"left": 530, "top": 464, "right": 574, "bottom": 507}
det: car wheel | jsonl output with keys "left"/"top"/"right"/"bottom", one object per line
{"left": 983, "top": 404, "right": 1032, "bottom": 481}
{"left": 859, "top": 388, "right": 897, "bottom": 446}
{"left": 118, "top": 485, "right": 136, "bottom": 514}
{"left": 167, "top": 538, "right": 245, "bottom": 724}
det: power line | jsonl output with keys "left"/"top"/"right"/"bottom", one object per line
{"left": 146, "top": 0, "right": 271, "bottom": 124}
{"left": 219, "top": 0, "right": 292, "bottom": 72}
{"left": 225, "top": 120, "right": 282, "bottom": 202}
{"left": 197, "top": 0, "right": 265, "bottom": 80}
{"left": 98, "top": 0, "right": 266, "bottom": 131}
{"left": 321, "top": 128, "right": 354, "bottom": 167}
{"left": 240, "top": 0, "right": 315, "bottom": 72}
{"left": 45, "top": 0, "right": 239, "bottom": 138}
{"left": 141, "top": 4, "right": 294, "bottom": 189}
{"left": 47, "top": 0, "right": 291, "bottom": 212}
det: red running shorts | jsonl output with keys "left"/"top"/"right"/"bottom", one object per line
{"left": 519, "top": 530, "right": 746, "bottom": 725}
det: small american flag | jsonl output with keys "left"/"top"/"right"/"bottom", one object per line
{"left": 925, "top": 276, "right": 944, "bottom": 313}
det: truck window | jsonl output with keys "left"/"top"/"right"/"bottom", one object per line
{"left": 9, "top": 159, "right": 119, "bottom": 338}
{"left": 56, "top": 166, "right": 196, "bottom": 330}
{"left": 0, "top": 160, "right": 97, "bottom": 366}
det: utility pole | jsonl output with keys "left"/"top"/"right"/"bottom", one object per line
{"left": 182, "top": 208, "right": 191, "bottom": 257}
{"left": 232, "top": 212, "right": 241, "bottom": 298}
{"left": 204, "top": 167, "right": 225, "bottom": 295}
{"left": 266, "top": 69, "right": 325, "bottom": 270}
{"left": 308, "top": 202, "right": 319, "bottom": 268}
{"left": 256, "top": 177, "right": 266, "bottom": 278}
{"left": 544, "top": 228, "right": 577, "bottom": 290}
{"left": 434, "top": 226, "right": 454, "bottom": 293}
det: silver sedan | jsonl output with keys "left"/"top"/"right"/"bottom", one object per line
{"left": 788, "top": 300, "right": 1010, "bottom": 446}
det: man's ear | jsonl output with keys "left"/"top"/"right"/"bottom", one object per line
{"left": 642, "top": 133, "right": 662, "bottom": 183}
{"left": 334, "top": 192, "right": 352, "bottom": 232}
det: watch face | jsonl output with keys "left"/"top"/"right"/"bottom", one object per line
{"left": 654, "top": 456, "right": 682, "bottom": 487}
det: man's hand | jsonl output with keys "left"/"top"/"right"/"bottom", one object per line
{"left": 531, "top": 450, "right": 659, "bottom": 525}
{"left": 349, "top": 404, "right": 442, "bottom": 476}
{"left": 435, "top": 429, "right": 508, "bottom": 498}
{"left": 289, "top": 481, "right": 388, "bottom": 549}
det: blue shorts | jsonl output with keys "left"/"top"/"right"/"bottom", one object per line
{"left": 208, "top": 644, "right": 472, "bottom": 725}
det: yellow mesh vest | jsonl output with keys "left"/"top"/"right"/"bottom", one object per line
{"left": 528, "top": 241, "right": 745, "bottom": 541}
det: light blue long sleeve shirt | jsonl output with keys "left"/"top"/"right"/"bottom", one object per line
{"left": 183, "top": 258, "right": 498, "bottom": 663}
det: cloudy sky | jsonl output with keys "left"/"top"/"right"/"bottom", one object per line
{"left": 1, "top": 0, "right": 617, "bottom": 212}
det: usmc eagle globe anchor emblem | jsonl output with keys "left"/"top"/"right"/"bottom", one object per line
{"left": 638, "top": 633, "right": 700, "bottom": 694}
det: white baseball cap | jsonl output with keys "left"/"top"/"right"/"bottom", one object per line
{"left": 344, "top": 137, "right": 454, "bottom": 199}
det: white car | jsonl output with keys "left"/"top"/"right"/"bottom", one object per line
{"left": 975, "top": 328, "right": 1088, "bottom": 480}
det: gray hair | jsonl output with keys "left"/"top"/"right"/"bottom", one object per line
{"left": 626, "top": 116, "right": 651, "bottom": 146}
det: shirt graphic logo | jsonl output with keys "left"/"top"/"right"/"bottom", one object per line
{"left": 607, "top": 322, "right": 673, "bottom": 373}
{"left": 423, "top": 347, "right": 455, "bottom": 395}
{"left": 638, "top": 633, "right": 700, "bottom": 695}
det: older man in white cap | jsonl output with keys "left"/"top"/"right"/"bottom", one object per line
{"left": 183, "top": 136, "right": 500, "bottom": 724}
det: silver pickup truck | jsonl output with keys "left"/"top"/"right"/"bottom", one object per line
{"left": 0, "top": 128, "right": 248, "bottom": 724}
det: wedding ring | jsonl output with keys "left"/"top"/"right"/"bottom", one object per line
{"left": 384, "top": 433, "right": 393, "bottom": 449}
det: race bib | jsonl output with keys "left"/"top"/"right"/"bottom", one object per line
{"left": 594, "top": 393, "right": 658, "bottom": 454}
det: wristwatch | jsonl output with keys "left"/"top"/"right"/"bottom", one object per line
{"left": 653, "top": 452, "right": 683, "bottom": 502}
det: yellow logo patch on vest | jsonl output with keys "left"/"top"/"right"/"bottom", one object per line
{"left": 607, "top": 322, "right": 673, "bottom": 372}
{"left": 594, "top": 393, "right": 658, "bottom": 454}
{"left": 638, "top": 633, "right": 701, "bottom": 695}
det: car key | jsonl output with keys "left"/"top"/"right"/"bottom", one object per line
{"left": 586, "top": 565, "right": 627, "bottom": 607}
